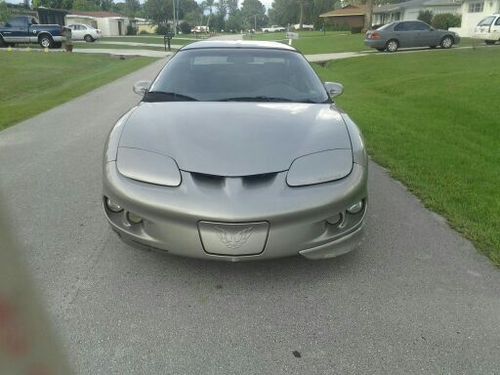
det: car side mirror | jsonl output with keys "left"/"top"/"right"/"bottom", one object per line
{"left": 133, "top": 80, "right": 151, "bottom": 96}
{"left": 324, "top": 82, "right": 344, "bottom": 98}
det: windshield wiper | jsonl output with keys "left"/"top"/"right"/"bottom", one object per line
{"left": 217, "top": 96, "right": 327, "bottom": 103}
{"left": 143, "top": 91, "right": 198, "bottom": 102}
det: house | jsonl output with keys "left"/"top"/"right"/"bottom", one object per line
{"left": 65, "top": 11, "right": 128, "bottom": 36}
{"left": 319, "top": 5, "right": 367, "bottom": 30}
{"left": 372, "top": 0, "right": 429, "bottom": 25}
{"left": 424, "top": 0, "right": 463, "bottom": 16}
{"left": 449, "top": 0, "right": 500, "bottom": 36}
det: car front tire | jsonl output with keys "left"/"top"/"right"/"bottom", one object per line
{"left": 386, "top": 39, "right": 399, "bottom": 52}
{"left": 440, "top": 36, "right": 453, "bottom": 49}
{"left": 84, "top": 34, "right": 94, "bottom": 42}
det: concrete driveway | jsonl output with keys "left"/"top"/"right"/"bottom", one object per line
{"left": 0, "top": 59, "right": 499, "bottom": 374}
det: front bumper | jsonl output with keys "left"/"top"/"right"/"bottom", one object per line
{"left": 103, "top": 162, "right": 368, "bottom": 261}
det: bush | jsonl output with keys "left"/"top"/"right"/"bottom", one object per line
{"left": 418, "top": 10, "right": 433, "bottom": 25}
{"left": 179, "top": 21, "right": 191, "bottom": 34}
{"left": 431, "top": 13, "right": 461, "bottom": 29}
{"left": 156, "top": 24, "right": 170, "bottom": 35}
{"left": 126, "top": 25, "right": 137, "bottom": 35}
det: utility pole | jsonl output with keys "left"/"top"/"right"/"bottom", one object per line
{"left": 172, "top": 0, "right": 176, "bottom": 35}
{"left": 365, "top": 0, "right": 373, "bottom": 31}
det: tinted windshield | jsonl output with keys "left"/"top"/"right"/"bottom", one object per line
{"left": 478, "top": 16, "right": 495, "bottom": 26}
{"left": 147, "top": 48, "right": 330, "bottom": 103}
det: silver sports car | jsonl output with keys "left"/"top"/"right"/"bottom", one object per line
{"left": 102, "top": 41, "right": 368, "bottom": 261}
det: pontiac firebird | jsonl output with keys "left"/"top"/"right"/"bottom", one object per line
{"left": 102, "top": 41, "right": 368, "bottom": 261}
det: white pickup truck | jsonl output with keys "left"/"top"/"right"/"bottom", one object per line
{"left": 262, "top": 25, "right": 286, "bottom": 33}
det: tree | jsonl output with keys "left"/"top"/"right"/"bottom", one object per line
{"left": 0, "top": 0, "right": 11, "bottom": 23}
{"left": 73, "top": 0, "right": 99, "bottom": 11}
{"left": 240, "top": 0, "right": 266, "bottom": 29}
{"left": 418, "top": 10, "right": 433, "bottom": 25}
{"left": 124, "top": 0, "right": 140, "bottom": 17}
{"left": 144, "top": 0, "right": 173, "bottom": 27}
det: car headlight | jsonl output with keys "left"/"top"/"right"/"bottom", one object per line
{"left": 116, "top": 147, "right": 181, "bottom": 187}
{"left": 286, "top": 149, "right": 353, "bottom": 187}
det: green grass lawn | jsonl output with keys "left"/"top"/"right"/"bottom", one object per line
{"left": 246, "top": 31, "right": 367, "bottom": 54}
{"left": 0, "top": 52, "right": 156, "bottom": 131}
{"left": 315, "top": 47, "right": 500, "bottom": 264}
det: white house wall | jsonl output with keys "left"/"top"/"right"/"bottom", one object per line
{"left": 403, "top": 6, "right": 422, "bottom": 20}
{"left": 452, "top": 0, "right": 500, "bottom": 36}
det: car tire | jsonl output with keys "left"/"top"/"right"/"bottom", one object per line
{"left": 485, "top": 40, "right": 496, "bottom": 45}
{"left": 84, "top": 34, "right": 94, "bottom": 42}
{"left": 386, "top": 39, "right": 399, "bottom": 52}
{"left": 440, "top": 36, "right": 453, "bottom": 49}
{"left": 376, "top": 48, "right": 385, "bottom": 52}
{"left": 39, "top": 34, "right": 54, "bottom": 48}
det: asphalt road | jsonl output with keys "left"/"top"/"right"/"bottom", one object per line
{"left": 1, "top": 59, "right": 499, "bottom": 374}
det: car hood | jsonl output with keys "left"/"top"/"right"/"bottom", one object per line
{"left": 118, "top": 102, "right": 352, "bottom": 176}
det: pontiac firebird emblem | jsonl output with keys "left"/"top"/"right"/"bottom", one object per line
{"left": 215, "top": 226, "right": 254, "bottom": 249}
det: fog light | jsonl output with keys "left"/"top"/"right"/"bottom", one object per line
{"left": 127, "top": 212, "right": 143, "bottom": 224}
{"left": 106, "top": 198, "right": 123, "bottom": 213}
{"left": 326, "top": 213, "right": 342, "bottom": 226}
{"left": 347, "top": 201, "right": 363, "bottom": 214}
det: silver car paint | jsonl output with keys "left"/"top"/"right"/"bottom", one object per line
{"left": 117, "top": 102, "right": 352, "bottom": 177}
{"left": 102, "top": 41, "right": 368, "bottom": 260}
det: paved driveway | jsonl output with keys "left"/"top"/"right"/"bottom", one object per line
{"left": 0, "top": 59, "right": 499, "bottom": 374}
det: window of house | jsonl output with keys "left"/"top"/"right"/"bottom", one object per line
{"left": 468, "top": 2, "right": 484, "bottom": 13}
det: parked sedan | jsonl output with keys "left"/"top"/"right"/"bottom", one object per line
{"left": 365, "top": 20, "right": 460, "bottom": 52}
{"left": 66, "top": 23, "right": 101, "bottom": 42}
{"left": 102, "top": 41, "right": 368, "bottom": 261}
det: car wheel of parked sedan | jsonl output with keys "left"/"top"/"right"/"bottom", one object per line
{"left": 484, "top": 40, "right": 496, "bottom": 45}
{"left": 39, "top": 35, "right": 53, "bottom": 48}
{"left": 386, "top": 39, "right": 399, "bottom": 52}
{"left": 84, "top": 34, "right": 94, "bottom": 42}
{"left": 440, "top": 36, "right": 453, "bottom": 49}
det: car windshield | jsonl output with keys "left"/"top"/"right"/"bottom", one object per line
{"left": 146, "top": 48, "right": 330, "bottom": 103}
{"left": 478, "top": 16, "right": 495, "bottom": 26}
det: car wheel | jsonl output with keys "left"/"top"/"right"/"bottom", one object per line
{"left": 376, "top": 48, "right": 385, "bottom": 52}
{"left": 440, "top": 36, "right": 453, "bottom": 49}
{"left": 84, "top": 34, "right": 94, "bottom": 42}
{"left": 485, "top": 40, "right": 496, "bottom": 45}
{"left": 39, "top": 35, "right": 53, "bottom": 48}
{"left": 386, "top": 39, "right": 399, "bottom": 52}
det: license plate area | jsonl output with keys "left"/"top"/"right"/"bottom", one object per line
{"left": 198, "top": 221, "right": 269, "bottom": 256}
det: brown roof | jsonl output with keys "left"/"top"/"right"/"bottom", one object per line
{"left": 319, "top": 5, "right": 367, "bottom": 18}
{"left": 68, "top": 11, "right": 125, "bottom": 18}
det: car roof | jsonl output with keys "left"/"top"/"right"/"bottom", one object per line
{"left": 180, "top": 40, "right": 297, "bottom": 52}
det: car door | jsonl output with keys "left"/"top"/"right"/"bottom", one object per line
{"left": 491, "top": 16, "right": 500, "bottom": 40}
{"left": 69, "top": 25, "right": 83, "bottom": 40}
{"left": 4, "top": 17, "right": 29, "bottom": 43}
{"left": 393, "top": 22, "right": 414, "bottom": 47}
{"left": 413, "top": 21, "right": 435, "bottom": 46}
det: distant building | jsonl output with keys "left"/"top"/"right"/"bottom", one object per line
{"left": 319, "top": 5, "right": 367, "bottom": 30}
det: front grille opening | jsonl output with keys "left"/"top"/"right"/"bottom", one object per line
{"left": 242, "top": 172, "right": 278, "bottom": 186}
{"left": 190, "top": 172, "right": 225, "bottom": 186}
